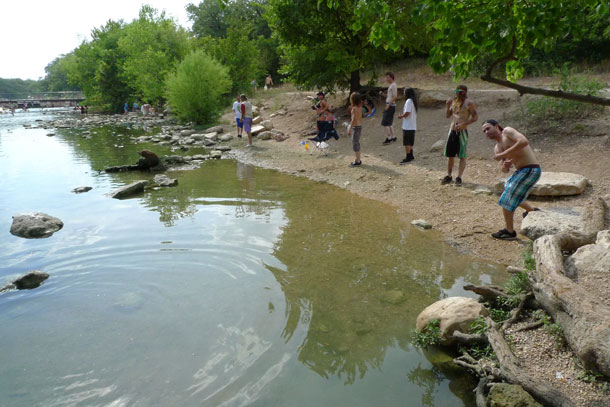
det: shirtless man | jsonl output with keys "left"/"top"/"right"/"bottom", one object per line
{"left": 442, "top": 85, "right": 478, "bottom": 185}
{"left": 381, "top": 72, "right": 398, "bottom": 144}
{"left": 482, "top": 120, "right": 541, "bottom": 240}
{"left": 347, "top": 92, "right": 363, "bottom": 167}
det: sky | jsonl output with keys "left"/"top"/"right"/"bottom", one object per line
{"left": 0, "top": 0, "right": 193, "bottom": 80}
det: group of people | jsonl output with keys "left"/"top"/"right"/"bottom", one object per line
{"left": 232, "top": 94, "right": 254, "bottom": 147}
{"left": 250, "top": 75, "right": 274, "bottom": 92}
{"left": 341, "top": 72, "right": 541, "bottom": 241}
{"left": 123, "top": 101, "right": 162, "bottom": 115}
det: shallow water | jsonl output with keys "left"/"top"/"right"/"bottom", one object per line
{"left": 0, "top": 109, "right": 504, "bottom": 407}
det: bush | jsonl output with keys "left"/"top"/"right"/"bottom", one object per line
{"left": 413, "top": 320, "right": 441, "bottom": 350}
{"left": 165, "top": 50, "right": 232, "bottom": 124}
{"left": 524, "top": 66, "right": 606, "bottom": 122}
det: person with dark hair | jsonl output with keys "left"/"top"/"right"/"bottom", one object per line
{"left": 381, "top": 72, "right": 398, "bottom": 144}
{"left": 137, "top": 150, "right": 160, "bottom": 170}
{"left": 232, "top": 95, "right": 243, "bottom": 138}
{"left": 240, "top": 94, "right": 253, "bottom": 147}
{"left": 398, "top": 88, "right": 417, "bottom": 164}
{"left": 347, "top": 92, "right": 363, "bottom": 167}
{"left": 442, "top": 84, "right": 478, "bottom": 185}
{"left": 482, "top": 120, "right": 541, "bottom": 240}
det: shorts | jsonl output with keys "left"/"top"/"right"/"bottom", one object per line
{"left": 402, "top": 130, "right": 415, "bottom": 146}
{"left": 236, "top": 118, "right": 243, "bottom": 128}
{"left": 381, "top": 105, "right": 395, "bottom": 126}
{"left": 243, "top": 117, "right": 252, "bottom": 133}
{"left": 499, "top": 165, "right": 541, "bottom": 212}
{"left": 352, "top": 126, "right": 362, "bottom": 152}
{"left": 444, "top": 129, "right": 468, "bottom": 158}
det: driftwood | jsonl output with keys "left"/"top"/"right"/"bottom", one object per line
{"left": 463, "top": 284, "right": 509, "bottom": 302}
{"left": 532, "top": 231, "right": 610, "bottom": 377}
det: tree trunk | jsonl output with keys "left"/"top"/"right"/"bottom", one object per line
{"left": 532, "top": 231, "right": 610, "bottom": 377}
{"left": 349, "top": 70, "right": 361, "bottom": 94}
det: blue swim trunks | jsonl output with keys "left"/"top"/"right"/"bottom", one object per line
{"left": 236, "top": 118, "right": 243, "bottom": 128}
{"left": 499, "top": 165, "right": 541, "bottom": 212}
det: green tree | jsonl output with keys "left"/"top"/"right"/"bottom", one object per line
{"left": 415, "top": 0, "right": 610, "bottom": 105}
{"left": 118, "top": 5, "right": 191, "bottom": 105}
{"left": 165, "top": 50, "right": 232, "bottom": 124}
{"left": 70, "top": 20, "right": 133, "bottom": 111}
{"left": 267, "top": 0, "right": 424, "bottom": 93}
{"left": 41, "top": 53, "right": 81, "bottom": 92}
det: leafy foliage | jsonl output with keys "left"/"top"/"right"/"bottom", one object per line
{"left": 41, "top": 53, "right": 80, "bottom": 92}
{"left": 413, "top": 319, "right": 441, "bottom": 350}
{"left": 267, "top": 0, "right": 424, "bottom": 92}
{"left": 469, "top": 316, "right": 488, "bottom": 335}
{"left": 415, "top": 0, "right": 610, "bottom": 82}
{"left": 165, "top": 50, "right": 232, "bottom": 124}
{"left": 0, "top": 78, "right": 43, "bottom": 99}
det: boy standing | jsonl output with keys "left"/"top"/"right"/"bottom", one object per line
{"left": 232, "top": 95, "right": 243, "bottom": 138}
{"left": 240, "top": 94, "right": 253, "bottom": 147}
{"left": 347, "top": 92, "right": 363, "bottom": 167}
{"left": 381, "top": 72, "right": 398, "bottom": 145}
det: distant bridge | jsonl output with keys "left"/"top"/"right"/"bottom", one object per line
{"left": 0, "top": 91, "right": 85, "bottom": 108}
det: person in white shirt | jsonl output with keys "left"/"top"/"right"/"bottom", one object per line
{"left": 232, "top": 95, "right": 243, "bottom": 138}
{"left": 381, "top": 72, "right": 398, "bottom": 144}
{"left": 397, "top": 88, "right": 417, "bottom": 164}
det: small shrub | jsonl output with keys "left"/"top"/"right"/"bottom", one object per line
{"left": 469, "top": 344, "right": 494, "bottom": 360}
{"left": 165, "top": 50, "right": 232, "bottom": 124}
{"left": 489, "top": 308, "right": 511, "bottom": 323}
{"left": 524, "top": 66, "right": 606, "bottom": 124}
{"left": 469, "top": 317, "right": 488, "bottom": 335}
{"left": 522, "top": 246, "right": 536, "bottom": 272}
{"left": 413, "top": 320, "right": 441, "bottom": 350}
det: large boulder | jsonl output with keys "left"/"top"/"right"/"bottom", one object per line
{"left": 257, "top": 131, "right": 273, "bottom": 140}
{"left": 494, "top": 172, "right": 588, "bottom": 197}
{"left": 416, "top": 297, "right": 488, "bottom": 344}
{"left": 109, "top": 180, "right": 149, "bottom": 199}
{"left": 203, "top": 132, "right": 218, "bottom": 141}
{"left": 252, "top": 116, "right": 262, "bottom": 125}
{"left": 262, "top": 120, "right": 274, "bottom": 130}
{"left": 487, "top": 384, "right": 542, "bottom": 407}
{"left": 13, "top": 270, "right": 50, "bottom": 290}
{"left": 520, "top": 202, "right": 605, "bottom": 240}
{"left": 219, "top": 134, "right": 233, "bottom": 142}
{"left": 10, "top": 213, "right": 64, "bottom": 239}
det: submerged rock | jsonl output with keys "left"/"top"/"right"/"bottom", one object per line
{"left": 10, "top": 213, "right": 64, "bottom": 239}
{"left": 487, "top": 383, "right": 542, "bottom": 407}
{"left": 153, "top": 174, "right": 178, "bottom": 187}
{"left": 109, "top": 180, "right": 149, "bottom": 199}
{"left": 411, "top": 219, "right": 432, "bottom": 229}
{"left": 72, "top": 186, "right": 92, "bottom": 194}
{"left": 1, "top": 270, "right": 50, "bottom": 292}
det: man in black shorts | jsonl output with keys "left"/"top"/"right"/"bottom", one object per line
{"left": 381, "top": 72, "right": 398, "bottom": 144}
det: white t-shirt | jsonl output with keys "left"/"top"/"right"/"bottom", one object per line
{"left": 386, "top": 82, "right": 397, "bottom": 105}
{"left": 401, "top": 98, "right": 417, "bottom": 130}
{"left": 232, "top": 101, "right": 242, "bottom": 119}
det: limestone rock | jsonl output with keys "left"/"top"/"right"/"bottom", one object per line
{"left": 416, "top": 297, "right": 489, "bottom": 344}
{"left": 190, "top": 133, "right": 205, "bottom": 140}
{"left": 203, "top": 139, "right": 216, "bottom": 146}
{"left": 411, "top": 219, "right": 432, "bottom": 229}
{"left": 472, "top": 186, "right": 493, "bottom": 195}
{"left": 153, "top": 174, "right": 178, "bottom": 187}
{"left": 257, "top": 131, "right": 273, "bottom": 140}
{"left": 250, "top": 125, "right": 265, "bottom": 135}
{"left": 219, "top": 134, "right": 233, "bottom": 142}
{"left": 205, "top": 125, "right": 223, "bottom": 134}
{"left": 109, "top": 180, "right": 149, "bottom": 199}
{"left": 215, "top": 145, "right": 231, "bottom": 152}
{"left": 429, "top": 139, "right": 445, "bottom": 153}
{"left": 418, "top": 91, "right": 449, "bottom": 108}
{"left": 565, "top": 230, "right": 610, "bottom": 276}
{"left": 252, "top": 116, "right": 262, "bottom": 125}
{"left": 210, "top": 150, "right": 222, "bottom": 159}
{"left": 203, "top": 132, "right": 218, "bottom": 141}
{"left": 191, "top": 154, "right": 209, "bottom": 161}
{"left": 494, "top": 172, "right": 587, "bottom": 197}
{"left": 180, "top": 129, "right": 195, "bottom": 137}
{"left": 72, "top": 186, "right": 92, "bottom": 194}
{"left": 10, "top": 213, "right": 64, "bottom": 239}
{"left": 262, "top": 120, "right": 274, "bottom": 130}
{"left": 487, "top": 383, "right": 542, "bottom": 407}
{"left": 520, "top": 206, "right": 604, "bottom": 240}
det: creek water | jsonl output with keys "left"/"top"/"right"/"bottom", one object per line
{"left": 0, "top": 109, "right": 505, "bottom": 407}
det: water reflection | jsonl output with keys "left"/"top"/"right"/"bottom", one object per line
{"left": 0, "top": 115, "right": 504, "bottom": 406}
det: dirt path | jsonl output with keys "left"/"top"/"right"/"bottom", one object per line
{"left": 225, "top": 76, "right": 610, "bottom": 267}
